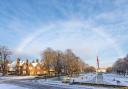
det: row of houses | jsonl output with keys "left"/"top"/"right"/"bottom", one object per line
{"left": 7, "top": 58, "right": 54, "bottom": 76}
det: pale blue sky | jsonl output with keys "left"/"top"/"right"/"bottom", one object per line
{"left": 0, "top": 0, "right": 128, "bottom": 67}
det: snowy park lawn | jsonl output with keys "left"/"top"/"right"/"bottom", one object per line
{"left": 103, "top": 74, "right": 128, "bottom": 86}
{"left": 0, "top": 84, "right": 28, "bottom": 89}
{"left": 64, "top": 73, "right": 128, "bottom": 87}
{"left": 0, "top": 73, "right": 127, "bottom": 89}
{"left": 26, "top": 75, "right": 113, "bottom": 89}
{"left": 29, "top": 79, "right": 112, "bottom": 89}
{"left": 0, "top": 83, "right": 114, "bottom": 89}
{"left": 69, "top": 73, "right": 96, "bottom": 83}
{"left": 0, "top": 76, "right": 35, "bottom": 80}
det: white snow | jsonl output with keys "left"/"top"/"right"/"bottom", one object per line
{"left": 26, "top": 78, "right": 111, "bottom": 89}
{"left": 0, "top": 84, "right": 29, "bottom": 89}
{"left": 70, "top": 73, "right": 96, "bottom": 83}
{"left": 8, "top": 61, "right": 17, "bottom": 71}
{"left": 32, "top": 62, "right": 38, "bottom": 67}
{"left": 66, "top": 73, "right": 128, "bottom": 87}
{"left": 8, "top": 61, "right": 16, "bottom": 68}
{"left": 0, "top": 76, "right": 35, "bottom": 80}
{"left": 20, "top": 61, "right": 25, "bottom": 66}
{"left": 103, "top": 73, "right": 128, "bottom": 86}
{"left": 0, "top": 73, "right": 127, "bottom": 89}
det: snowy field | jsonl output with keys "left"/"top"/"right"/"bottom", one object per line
{"left": 0, "top": 76, "right": 35, "bottom": 80}
{"left": 0, "top": 73, "right": 127, "bottom": 89}
{"left": 23, "top": 79, "right": 113, "bottom": 89}
{"left": 69, "top": 73, "right": 96, "bottom": 83}
{"left": 23, "top": 73, "right": 115, "bottom": 89}
{"left": 0, "top": 83, "right": 114, "bottom": 89}
{"left": 69, "top": 73, "right": 128, "bottom": 87}
{"left": 103, "top": 73, "right": 128, "bottom": 86}
{"left": 0, "top": 84, "right": 28, "bottom": 89}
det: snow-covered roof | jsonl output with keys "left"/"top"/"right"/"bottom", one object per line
{"left": 32, "top": 62, "right": 38, "bottom": 67}
{"left": 8, "top": 61, "right": 16, "bottom": 68}
{"left": 19, "top": 61, "right": 25, "bottom": 66}
{"left": 7, "top": 63, "right": 11, "bottom": 67}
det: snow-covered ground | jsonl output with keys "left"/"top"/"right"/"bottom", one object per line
{"left": 0, "top": 76, "right": 35, "bottom": 80}
{"left": 0, "top": 84, "right": 29, "bottom": 89}
{"left": 27, "top": 79, "right": 112, "bottom": 89}
{"left": 103, "top": 73, "right": 128, "bottom": 86}
{"left": 0, "top": 73, "right": 127, "bottom": 89}
{"left": 69, "top": 73, "right": 96, "bottom": 83}
{"left": 63, "top": 73, "right": 128, "bottom": 87}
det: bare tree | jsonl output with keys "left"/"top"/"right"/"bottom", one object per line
{"left": 52, "top": 50, "right": 63, "bottom": 78}
{"left": 106, "top": 67, "right": 112, "bottom": 73}
{"left": 77, "top": 59, "right": 88, "bottom": 73}
{"left": 0, "top": 46, "right": 12, "bottom": 75}
{"left": 41, "top": 48, "right": 88, "bottom": 77}
{"left": 113, "top": 55, "right": 128, "bottom": 75}
{"left": 84, "top": 66, "right": 96, "bottom": 73}
{"left": 41, "top": 48, "right": 55, "bottom": 76}
{"left": 63, "top": 49, "right": 86, "bottom": 76}
{"left": 64, "top": 49, "right": 76, "bottom": 76}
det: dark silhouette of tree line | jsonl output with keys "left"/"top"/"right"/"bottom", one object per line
{"left": 112, "top": 55, "right": 128, "bottom": 76}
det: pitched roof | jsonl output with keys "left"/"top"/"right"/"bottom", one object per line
{"left": 8, "top": 61, "right": 16, "bottom": 68}
{"left": 32, "top": 62, "right": 38, "bottom": 67}
{"left": 19, "top": 61, "right": 25, "bottom": 66}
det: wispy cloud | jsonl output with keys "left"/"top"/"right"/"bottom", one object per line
{"left": 0, "top": 0, "right": 128, "bottom": 66}
{"left": 14, "top": 19, "right": 124, "bottom": 66}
